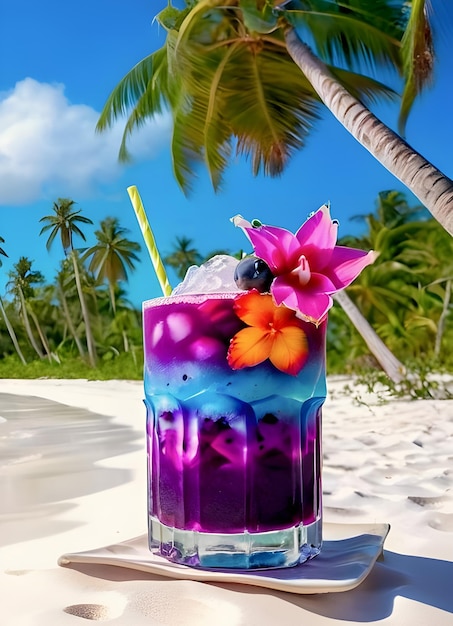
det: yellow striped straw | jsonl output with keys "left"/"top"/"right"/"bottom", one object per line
{"left": 127, "top": 185, "right": 172, "bottom": 297}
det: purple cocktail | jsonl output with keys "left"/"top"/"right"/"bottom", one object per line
{"left": 143, "top": 206, "right": 375, "bottom": 569}
{"left": 144, "top": 289, "right": 326, "bottom": 568}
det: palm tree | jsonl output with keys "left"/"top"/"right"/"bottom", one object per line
{"left": 397, "top": 220, "right": 453, "bottom": 359}
{"left": 346, "top": 190, "right": 426, "bottom": 247}
{"left": 164, "top": 236, "right": 203, "bottom": 279}
{"left": 163, "top": 236, "right": 241, "bottom": 282}
{"left": 100, "top": 286, "right": 142, "bottom": 356}
{"left": 280, "top": 2, "right": 453, "bottom": 235}
{"left": 82, "top": 217, "right": 141, "bottom": 312}
{"left": 343, "top": 192, "right": 429, "bottom": 337}
{"left": 6, "top": 257, "right": 47, "bottom": 359}
{"left": 343, "top": 190, "right": 452, "bottom": 364}
{"left": 39, "top": 198, "right": 97, "bottom": 367}
{"left": 108, "top": 307, "right": 142, "bottom": 355}
{"left": 54, "top": 259, "right": 87, "bottom": 358}
{"left": 0, "top": 238, "right": 27, "bottom": 365}
{"left": 341, "top": 193, "right": 420, "bottom": 353}
{"left": 33, "top": 284, "right": 64, "bottom": 360}
{"left": 333, "top": 290, "right": 405, "bottom": 382}
{"left": 97, "top": 1, "right": 453, "bottom": 235}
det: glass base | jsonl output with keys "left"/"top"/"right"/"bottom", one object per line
{"left": 149, "top": 516, "right": 322, "bottom": 570}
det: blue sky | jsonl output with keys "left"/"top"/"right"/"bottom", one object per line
{"left": 1, "top": 1, "right": 452, "bottom": 308}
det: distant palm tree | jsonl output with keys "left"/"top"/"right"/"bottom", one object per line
{"left": 343, "top": 192, "right": 427, "bottom": 335}
{"left": 29, "top": 284, "right": 64, "bottom": 363}
{"left": 397, "top": 220, "right": 453, "bottom": 359}
{"left": 39, "top": 198, "right": 97, "bottom": 366}
{"left": 39, "top": 199, "right": 93, "bottom": 254}
{"left": 344, "top": 190, "right": 452, "bottom": 364}
{"left": 346, "top": 190, "right": 426, "bottom": 249}
{"left": 109, "top": 307, "right": 141, "bottom": 355}
{"left": 201, "top": 248, "right": 242, "bottom": 262}
{"left": 0, "top": 238, "right": 27, "bottom": 364}
{"left": 101, "top": 287, "right": 142, "bottom": 356}
{"left": 54, "top": 259, "right": 86, "bottom": 358}
{"left": 164, "top": 236, "right": 203, "bottom": 280}
{"left": 333, "top": 290, "right": 405, "bottom": 382}
{"left": 82, "top": 217, "right": 141, "bottom": 313}
{"left": 6, "top": 257, "right": 47, "bottom": 359}
{"left": 165, "top": 235, "right": 244, "bottom": 281}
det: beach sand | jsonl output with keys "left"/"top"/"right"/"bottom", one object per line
{"left": 0, "top": 378, "right": 452, "bottom": 625}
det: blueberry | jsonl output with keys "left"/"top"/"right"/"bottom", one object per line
{"left": 234, "top": 256, "right": 274, "bottom": 292}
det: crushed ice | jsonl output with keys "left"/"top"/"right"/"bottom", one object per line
{"left": 172, "top": 255, "right": 242, "bottom": 295}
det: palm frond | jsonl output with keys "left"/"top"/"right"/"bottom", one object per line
{"left": 96, "top": 47, "right": 169, "bottom": 134}
{"left": 399, "top": 0, "right": 434, "bottom": 134}
{"left": 71, "top": 225, "right": 88, "bottom": 242}
{"left": 113, "top": 38, "right": 183, "bottom": 163}
{"left": 0, "top": 236, "right": 8, "bottom": 264}
{"left": 329, "top": 66, "right": 397, "bottom": 105}
{"left": 171, "top": 103, "right": 206, "bottom": 194}
{"left": 224, "top": 45, "right": 321, "bottom": 177}
{"left": 173, "top": 37, "right": 241, "bottom": 190}
{"left": 72, "top": 215, "right": 94, "bottom": 225}
{"left": 202, "top": 41, "right": 241, "bottom": 189}
{"left": 42, "top": 225, "right": 59, "bottom": 252}
{"left": 286, "top": 0, "right": 404, "bottom": 73}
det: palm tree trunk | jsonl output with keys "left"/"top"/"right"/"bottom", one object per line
{"left": 18, "top": 288, "right": 45, "bottom": 359}
{"left": 28, "top": 307, "right": 53, "bottom": 362}
{"left": 284, "top": 28, "right": 453, "bottom": 236}
{"left": 434, "top": 278, "right": 451, "bottom": 359}
{"left": 0, "top": 296, "right": 27, "bottom": 365}
{"left": 333, "top": 290, "right": 405, "bottom": 383}
{"left": 122, "top": 329, "right": 129, "bottom": 353}
{"left": 58, "top": 284, "right": 86, "bottom": 358}
{"left": 71, "top": 251, "right": 97, "bottom": 367}
{"left": 109, "top": 282, "right": 117, "bottom": 314}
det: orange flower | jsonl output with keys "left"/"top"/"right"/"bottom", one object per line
{"left": 227, "top": 291, "right": 309, "bottom": 376}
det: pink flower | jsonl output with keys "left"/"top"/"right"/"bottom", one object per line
{"left": 233, "top": 206, "right": 377, "bottom": 324}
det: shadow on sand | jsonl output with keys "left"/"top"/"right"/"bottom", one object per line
{"left": 0, "top": 393, "right": 142, "bottom": 545}
{"left": 65, "top": 549, "right": 453, "bottom": 621}
{"left": 213, "top": 549, "right": 453, "bottom": 620}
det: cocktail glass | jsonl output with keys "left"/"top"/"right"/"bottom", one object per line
{"left": 143, "top": 291, "right": 326, "bottom": 569}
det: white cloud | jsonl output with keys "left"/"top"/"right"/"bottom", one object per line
{"left": 0, "top": 78, "right": 172, "bottom": 205}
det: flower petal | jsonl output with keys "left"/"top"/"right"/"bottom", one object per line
{"left": 272, "top": 301, "right": 307, "bottom": 329}
{"left": 269, "top": 326, "right": 309, "bottom": 375}
{"left": 296, "top": 292, "right": 333, "bottom": 325}
{"left": 272, "top": 276, "right": 333, "bottom": 324}
{"left": 242, "top": 225, "right": 301, "bottom": 273}
{"left": 306, "top": 272, "right": 338, "bottom": 295}
{"left": 295, "top": 205, "right": 338, "bottom": 271}
{"left": 233, "top": 291, "right": 275, "bottom": 328}
{"left": 227, "top": 327, "right": 273, "bottom": 369}
{"left": 327, "top": 247, "right": 378, "bottom": 289}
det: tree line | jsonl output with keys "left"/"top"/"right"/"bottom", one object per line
{"left": 1, "top": 190, "right": 451, "bottom": 379}
{"left": 0, "top": 199, "right": 142, "bottom": 372}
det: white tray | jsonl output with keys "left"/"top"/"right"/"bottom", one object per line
{"left": 58, "top": 523, "right": 389, "bottom": 594}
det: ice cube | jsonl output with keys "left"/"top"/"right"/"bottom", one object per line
{"left": 172, "top": 255, "right": 242, "bottom": 295}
